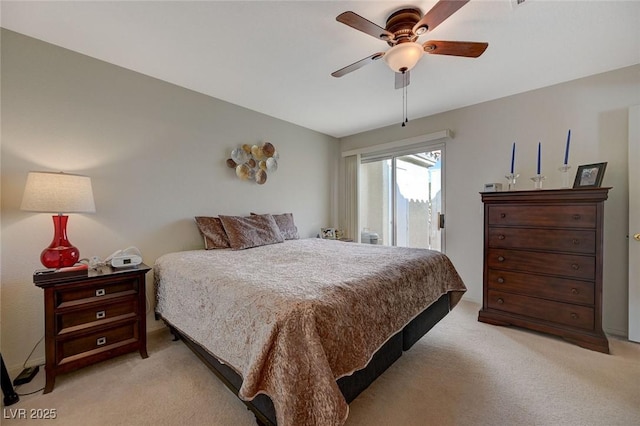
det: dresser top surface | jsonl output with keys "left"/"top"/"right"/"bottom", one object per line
{"left": 481, "top": 187, "right": 611, "bottom": 203}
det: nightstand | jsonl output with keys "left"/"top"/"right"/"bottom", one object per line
{"left": 34, "top": 264, "right": 151, "bottom": 393}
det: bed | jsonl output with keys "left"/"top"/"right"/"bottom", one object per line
{"left": 154, "top": 215, "right": 466, "bottom": 426}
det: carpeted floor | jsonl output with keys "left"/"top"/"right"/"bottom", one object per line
{"left": 4, "top": 300, "right": 640, "bottom": 425}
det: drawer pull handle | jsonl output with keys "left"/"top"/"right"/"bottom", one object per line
{"left": 95, "top": 289, "right": 106, "bottom": 297}
{"left": 573, "top": 214, "right": 581, "bottom": 220}
{"left": 97, "top": 337, "right": 107, "bottom": 346}
{"left": 498, "top": 256, "right": 505, "bottom": 262}
{"left": 571, "top": 288, "right": 579, "bottom": 295}
{"left": 572, "top": 239, "right": 580, "bottom": 245}
{"left": 570, "top": 313, "right": 578, "bottom": 320}
{"left": 571, "top": 264, "right": 580, "bottom": 270}
{"left": 500, "top": 213, "right": 506, "bottom": 219}
{"left": 497, "top": 277, "right": 505, "bottom": 284}
{"left": 497, "top": 298, "right": 504, "bottom": 305}
{"left": 96, "top": 310, "right": 106, "bottom": 319}
{"left": 498, "top": 234, "right": 505, "bottom": 240}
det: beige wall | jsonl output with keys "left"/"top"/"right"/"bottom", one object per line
{"left": 341, "top": 64, "right": 640, "bottom": 337}
{"left": 2, "top": 28, "right": 637, "bottom": 375}
{"left": 0, "top": 30, "right": 339, "bottom": 372}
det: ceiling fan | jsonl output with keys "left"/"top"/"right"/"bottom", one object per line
{"left": 331, "top": 0, "right": 488, "bottom": 89}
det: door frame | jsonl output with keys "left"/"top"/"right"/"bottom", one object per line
{"left": 629, "top": 105, "right": 639, "bottom": 342}
{"left": 356, "top": 141, "right": 447, "bottom": 251}
{"left": 341, "top": 130, "right": 452, "bottom": 248}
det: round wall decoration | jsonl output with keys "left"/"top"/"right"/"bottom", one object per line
{"left": 226, "top": 142, "right": 278, "bottom": 184}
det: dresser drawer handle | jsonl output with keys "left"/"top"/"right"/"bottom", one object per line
{"left": 573, "top": 214, "right": 581, "bottom": 220}
{"left": 498, "top": 256, "right": 505, "bottom": 262}
{"left": 570, "top": 313, "right": 579, "bottom": 320}
{"left": 96, "top": 337, "right": 107, "bottom": 346}
{"left": 96, "top": 310, "right": 106, "bottom": 319}
{"left": 500, "top": 213, "right": 506, "bottom": 219}
{"left": 571, "top": 264, "right": 580, "bottom": 270}
{"left": 95, "top": 289, "right": 106, "bottom": 297}
{"left": 498, "top": 234, "right": 505, "bottom": 240}
{"left": 571, "top": 288, "right": 579, "bottom": 295}
{"left": 497, "top": 277, "right": 505, "bottom": 284}
{"left": 497, "top": 298, "right": 504, "bottom": 305}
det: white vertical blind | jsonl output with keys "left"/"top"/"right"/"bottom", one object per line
{"left": 342, "top": 155, "right": 359, "bottom": 241}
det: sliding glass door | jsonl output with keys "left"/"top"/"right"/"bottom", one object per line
{"left": 359, "top": 146, "right": 443, "bottom": 251}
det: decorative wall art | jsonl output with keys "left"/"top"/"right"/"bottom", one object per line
{"left": 226, "top": 142, "right": 279, "bottom": 185}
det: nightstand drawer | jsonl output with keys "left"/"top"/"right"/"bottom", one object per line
{"left": 57, "top": 298, "right": 138, "bottom": 334}
{"left": 487, "top": 248, "right": 595, "bottom": 280}
{"left": 488, "top": 205, "right": 596, "bottom": 228}
{"left": 487, "top": 269, "right": 594, "bottom": 305}
{"left": 56, "top": 280, "right": 138, "bottom": 308}
{"left": 488, "top": 227, "right": 596, "bottom": 254}
{"left": 487, "top": 290, "right": 594, "bottom": 330}
{"left": 58, "top": 322, "right": 138, "bottom": 363}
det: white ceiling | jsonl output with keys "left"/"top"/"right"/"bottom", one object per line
{"left": 2, "top": 1, "right": 639, "bottom": 138}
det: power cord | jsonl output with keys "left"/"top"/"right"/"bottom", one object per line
{"left": 15, "top": 336, "right": 45, "bottom": 395}
{"left": 21, "top": 336, "right": 44, "bottom": 370}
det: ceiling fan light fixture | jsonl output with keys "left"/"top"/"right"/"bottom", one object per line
{"left": 383, "top": 42, "right": 424, "bottom": 73}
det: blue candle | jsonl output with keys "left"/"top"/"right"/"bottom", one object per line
{"left": 510, "top": 142, "right": 515, "bottom": 174}
{"left": 537, "top": 142, "right": 541, "bottom": 175}
{"left": 564, "top": 129, "right": 571, "bottom": 165}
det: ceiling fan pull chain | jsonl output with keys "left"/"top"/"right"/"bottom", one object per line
{"left": 401, "top": 71, "right": 408, "bottom": 127}
{"left": 405, "top": 72, "right": 409, "bottom": 124}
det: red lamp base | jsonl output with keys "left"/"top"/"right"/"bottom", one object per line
{"left": 40, "top": 215, "right": 80, "bottom": 268}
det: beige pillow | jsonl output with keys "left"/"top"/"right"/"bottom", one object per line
{"left": 194, "top": 217, "right": 230, "bottom": 249}
{"left": 251, "top": 212, "right": 299, "bottom": 240}
{"left": 219, "top": 214, "right": 284, "bottom": 250}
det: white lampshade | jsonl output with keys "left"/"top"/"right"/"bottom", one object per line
{"left": 383, "top": 42, "right": 424, "bottom": 73}
{"left": 21, "top": 172, "right": 96, "bottom": 213}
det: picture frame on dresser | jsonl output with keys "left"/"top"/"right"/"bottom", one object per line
{"left": 573, "top": 162, "right": 607, "bottom": 188}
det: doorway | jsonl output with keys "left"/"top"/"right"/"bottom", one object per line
{"left": 359, "top": 146, "right": 444, "bottom": 251}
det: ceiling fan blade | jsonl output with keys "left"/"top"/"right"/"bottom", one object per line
{"left": 423, "top": 40, "right": 488, "bottom": 58}
{"left": 331, "top": 52, "right": 385, "bottom": 78}
{"left": 337, "top": 11, "right": 395, "bottom": 42}
{"left": 395, "top": 70, "right": 410, "bottom": 89}
{"left": 412, "top": 0, "right": 470, "bottom": 34}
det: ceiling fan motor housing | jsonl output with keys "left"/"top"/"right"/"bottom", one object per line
{"left": 385, "top": 8, "right": 423, "bottom": 45}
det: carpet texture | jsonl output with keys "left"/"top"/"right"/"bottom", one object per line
{"left": 4, "top": 300, "right": 639, "bottom": 425}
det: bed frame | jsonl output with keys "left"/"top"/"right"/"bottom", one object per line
{"left": 157, "top": 293, "right": 451, "bottom": 425}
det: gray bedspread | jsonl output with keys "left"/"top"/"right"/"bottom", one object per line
{"left": 154, "top": 238, "right": 466, "bottom": 426}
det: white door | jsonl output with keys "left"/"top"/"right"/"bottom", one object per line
{"left": 629, "top": 105, "right": 640, "bottom": 343}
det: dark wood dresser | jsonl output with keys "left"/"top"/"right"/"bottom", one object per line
{"left": 35, "top": 264, "right": 150, "bottom": 392}
{"left": 478, "top": 188, "right": 610, "bottom": 353}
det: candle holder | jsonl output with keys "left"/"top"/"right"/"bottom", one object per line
{"left": 530, "top": 174, "right": 546, "bottom": 190}
{"left": 505, "top": 173, "right": 519, "bottom": 191}
{"left": 559, "top": 164, "right": 572, "bottom": 188}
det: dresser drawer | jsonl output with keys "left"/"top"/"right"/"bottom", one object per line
{"left": 487, "top": 248, "right": 595, "bottom": 280}
{"left": 58, "top": 321, "right": 138, "bottom": 363}
{"left": 55, "top": 280, "right": 139, "bottom": 308}
{"left": 487, "top": 269, "right": 594, "bottom": 305}
{"left": 487, "top": 290, "right": 594, "bottom": 330}
{"left": 488, "top": 227, "right": 596, "bottom": 254}
{"left": 488, "top": 205, "right": 596, "bottom": 228}
{"left": 57, "top": 298, "right": 138, "bottom": 334}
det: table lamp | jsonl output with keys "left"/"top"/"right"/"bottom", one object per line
{"left": 20, "top": 171, "right": 96, "bottom": 268}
